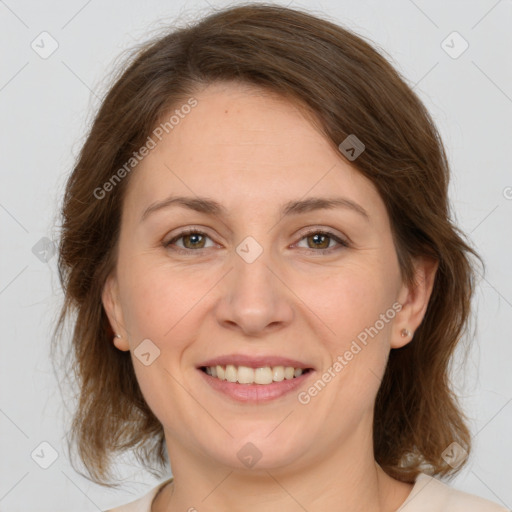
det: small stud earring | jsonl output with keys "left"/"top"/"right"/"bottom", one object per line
{"left": 401, "top": 328, "right": 412, "bottom": 338}
{"left": 113, "top": 333, "right": 121, "bottom": 342}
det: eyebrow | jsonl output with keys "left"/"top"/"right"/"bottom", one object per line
{"left": 140, "top": 195, "right": 370, "bottom": 222}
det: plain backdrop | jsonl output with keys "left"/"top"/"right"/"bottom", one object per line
{"left": 0, "top": 0, "right": 511, "bottom": 510}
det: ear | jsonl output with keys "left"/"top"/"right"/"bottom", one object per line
{"left": 102, "top": 272, "right": 130, "bottom": 351}
{"left": 392, "top": 256, "right": 438, "bottom": 349}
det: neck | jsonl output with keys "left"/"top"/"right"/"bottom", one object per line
{"left": 153, "top": 424, "right": 414, "bottom": 512}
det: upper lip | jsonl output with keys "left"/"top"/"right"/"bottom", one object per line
{"left": 198, "top": 354, "right": 314, "bottom": 370}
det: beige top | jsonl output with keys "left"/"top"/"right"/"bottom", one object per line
{"left": 104, "top": 473, "right": 509, "bottom": 512}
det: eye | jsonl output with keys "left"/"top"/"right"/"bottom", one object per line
{"left": 295, "top": 229, "right": 349, "bottom": 254}
{"left": 164, "top": 229, "right": 215, "bottom": 253}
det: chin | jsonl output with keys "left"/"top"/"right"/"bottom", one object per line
{"left": 199, "top": 430, "right": 312, "bottom": 472}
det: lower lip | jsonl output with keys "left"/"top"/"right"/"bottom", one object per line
{"left": 198, "top": 369, "right": 313, "bottom": 403}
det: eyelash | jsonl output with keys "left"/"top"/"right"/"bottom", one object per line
{"left": 163, "top": 227, "right": 349, "bottom": 255}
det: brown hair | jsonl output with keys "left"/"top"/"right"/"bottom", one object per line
{"left": 52, "top": 3, "right": 482, "bottom": 487}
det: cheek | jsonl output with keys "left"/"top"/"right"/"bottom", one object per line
{"left": 117, "top": 257, "right": 207, "bottom": 428}
{"left": 117, "top": 251, "right": 202, "bottom": 340}
{"left": 298, "top": 260, "right": 395, "bottom": 346}
{"left": 297, "top": 259, "right": 397, "bottom": 406}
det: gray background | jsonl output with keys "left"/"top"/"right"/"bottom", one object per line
{"left": 0, "top": 0, "right": 511, "bottom": 510}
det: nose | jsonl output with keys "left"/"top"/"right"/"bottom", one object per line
{"left": 215, "top": 244, "right": 294, "bottom": 337}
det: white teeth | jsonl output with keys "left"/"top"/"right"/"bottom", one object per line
{"left": 225, "top": 364, "right": 237, "bottom": 383}
{"left": 237, "top": 366, "right": 255, "bottom": 384}
{"left": 284, "top": 366, "right": 295, "bottom": 380}
{"left": 254, "top": 367, "right": 273, "bottom": 385}
{"left": 203, "top": 364, "right": 308, "bottom": 384}
{"left": 272, "top": 366, "right": 285, "bottom": 382}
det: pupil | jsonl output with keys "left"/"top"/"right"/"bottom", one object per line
{"left": 186, "top": 234, "right": 203, "bottom": 247}
{"left": 310, "top": 233, "right": 328, "bottom": 249}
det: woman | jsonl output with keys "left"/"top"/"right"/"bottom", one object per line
{"left": 53, "top": 4, "right": 508, "bottom": 511}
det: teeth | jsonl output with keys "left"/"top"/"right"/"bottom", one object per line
{"left": 284, "top": 366, "right": 295, "bottom": 380}
{"left": 254, "top": 367, "right": 273, "bottom": 385}
{"left": 203, "top": 365, "right": 308, "bottom": 384}
{"left": 272, "top": 366, "right": 285, "bottom": 382}
{"left": 225, "top": 364, "right": 237, "bottom": 383}
{"left": 237, "top": 365, "right": 255, "bottom": 384}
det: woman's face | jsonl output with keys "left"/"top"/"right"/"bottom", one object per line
{"left": 103, "top": 81, "right": 433, "bottom": 473}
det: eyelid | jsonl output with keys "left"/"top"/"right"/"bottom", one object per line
{"left": 297, "top": 226, "right": 349, "bottom": 243}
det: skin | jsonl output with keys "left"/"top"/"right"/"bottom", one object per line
{"left": 102, "top": 81, "right": 438, "bottom": 512}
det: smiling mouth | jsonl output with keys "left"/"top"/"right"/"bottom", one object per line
{"left": 199, "top": 364, "right": 313, "bottom": 385}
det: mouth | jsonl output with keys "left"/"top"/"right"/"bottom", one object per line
{"left": 199, "top": 364, "right": 313, "bottom": 384}
{"left": 196, "top": 356, "right": 315, "bottom": 403}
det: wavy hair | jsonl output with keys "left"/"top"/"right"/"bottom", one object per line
{"left": 52, "top": 3, "right": 482, "bottom": 486}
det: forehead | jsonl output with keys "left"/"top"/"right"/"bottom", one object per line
{"left": 123, "top": 81, "right": 383, "bottom": 221}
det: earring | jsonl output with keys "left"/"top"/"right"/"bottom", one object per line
{"left": 113, "top": 333, "right": 121, "bottom": 342}
{"left": 401, "top": 328, "right": 412, "bottom": 338}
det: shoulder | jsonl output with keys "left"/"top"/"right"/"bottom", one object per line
{"left": 103, "top": 478, "right": 173, "bottom": 512}
{"left": 398, "top": 473, "right": 509, "bottom": 512}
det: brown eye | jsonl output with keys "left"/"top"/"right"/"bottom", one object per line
{"left": 180, "top": 232, "right": 207, "bottom": 249}
{"left": 165, "top": 230, "right": 213, "bottom": 251}
{"left": 306, "top": 233, "right": 331, "bottom": 249}
{"left": 296, "top": 230, "right": 349, "bottom": 253}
